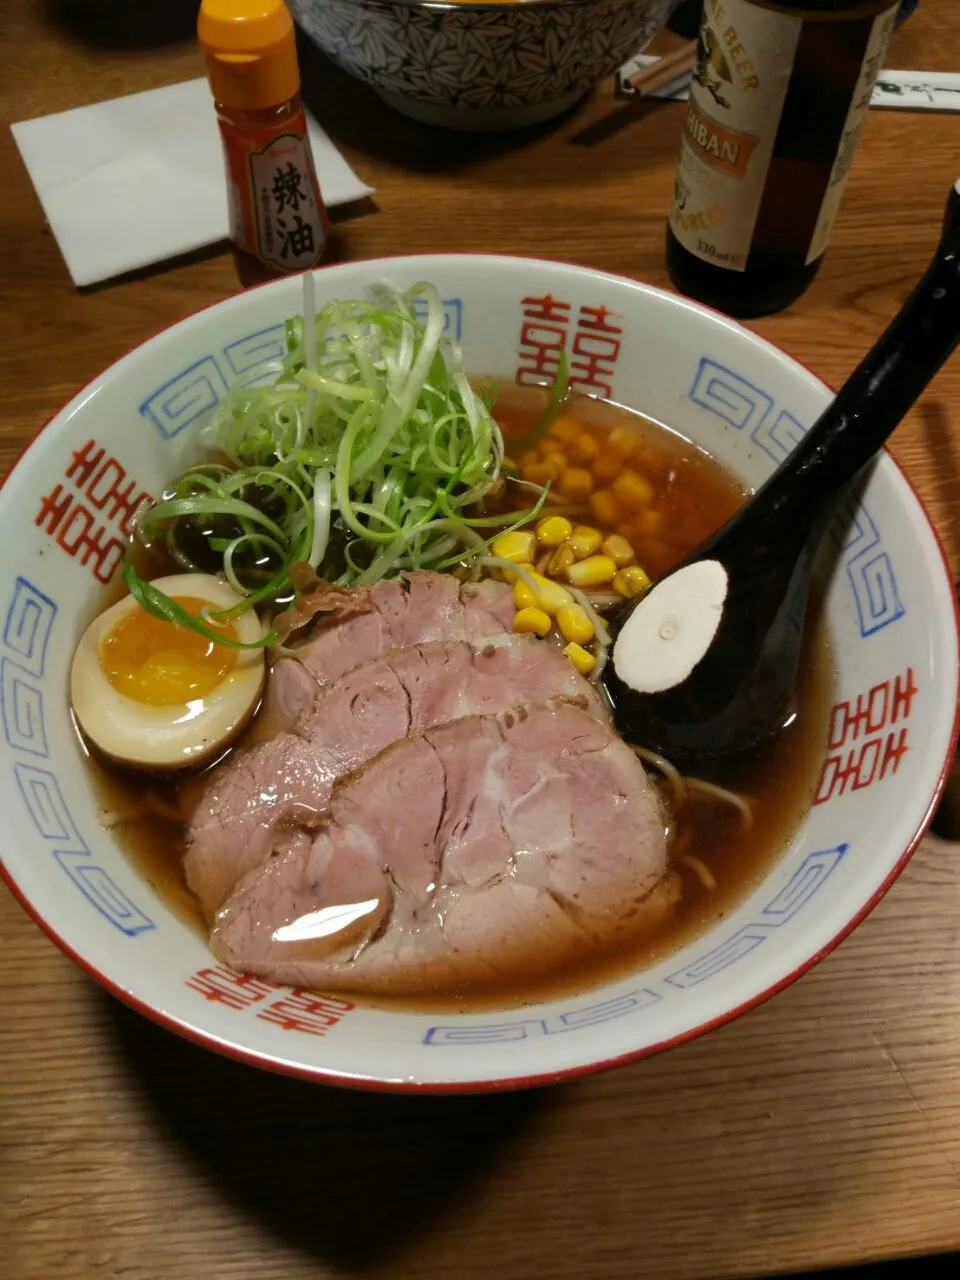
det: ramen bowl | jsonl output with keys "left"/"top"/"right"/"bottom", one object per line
{"left": 1, "top": 255, "right": 956, "bottom": 1092}
{"left": 289, "top": 0, "right": 679, "bottom": 130}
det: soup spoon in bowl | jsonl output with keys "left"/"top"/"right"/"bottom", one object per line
{"left": 602, "top": 182, "right": 960, "bottom": 767}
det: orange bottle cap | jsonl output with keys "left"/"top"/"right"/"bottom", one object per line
{"left": 198, "top": 0, "right": 301, "bottom": 111}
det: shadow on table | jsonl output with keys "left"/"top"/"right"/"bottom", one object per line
{"left": 43, "top": 0, "right": 198, "bottom": 48}
{"left": 295, "top": 35, "right": 680, "bottom": 182}
{"left": 763, "top": 1257, "right": 960, "bottom": 1279}
{"left": 102, "top": 951, "right": 949, "bottom": 1278}
{"left": 106, "top": 992, "right": 551, "bottom": 1271}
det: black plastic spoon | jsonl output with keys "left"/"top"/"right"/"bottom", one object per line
{"left": 602, "top": 183, "right": 960, "bottom": 767}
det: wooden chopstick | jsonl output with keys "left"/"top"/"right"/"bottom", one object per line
{"left": 626, "top": 39, "right": 698, "bottom": 98}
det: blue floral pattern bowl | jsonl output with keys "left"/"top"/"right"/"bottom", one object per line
{"left": 289, "top": 0, "right": 679, "bottom": 130}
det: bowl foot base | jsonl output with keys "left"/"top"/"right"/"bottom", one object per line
{"left": 374, "top": 87, "right": 589, "bottom": 132}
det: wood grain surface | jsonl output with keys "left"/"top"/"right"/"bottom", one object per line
{"left": 3, "top": 3, "right": 960, "bottom": 1278}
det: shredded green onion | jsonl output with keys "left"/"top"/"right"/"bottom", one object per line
{"left": 122, "top": 562, "right": 276, "bottom": 649}
{"left": 513, "top": 349, "right": 570, "bottom": 452}
{"left": 134, "top": 279, "right": 544, "bottom": 633}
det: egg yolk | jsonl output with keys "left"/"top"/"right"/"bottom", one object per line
{"left": 100, "top": 597, "right": 239, "bottom": 706}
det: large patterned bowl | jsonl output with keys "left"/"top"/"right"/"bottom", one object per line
{"left": 289, "top": 0, "right": 679, "bottom": 130}
{"left": 1, "top": 255, "right": 957, "bottom": 1092}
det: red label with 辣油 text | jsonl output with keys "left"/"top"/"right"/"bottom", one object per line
{"left": 219, "top": 109, "right": 328, "bottom": 273}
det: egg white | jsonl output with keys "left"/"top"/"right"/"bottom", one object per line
{"left": 71, "top": 573, "right": 266, "bottom": 770}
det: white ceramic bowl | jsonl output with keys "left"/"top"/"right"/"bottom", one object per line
{"left": 1, "top": 255, "right": 956, "bottom": 1092}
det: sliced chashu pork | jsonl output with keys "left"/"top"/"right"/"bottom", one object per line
{"left": 185, "top": 635, "right": 607, "bottom": 915}
{"left": 210, "top": 699, "right": 669, "bottom": 995}
{"left": 246, "top": 657, "right": 319, "bottom": 742}
{"left": 274, "top": 571, "right": 515, "bottom": 688}
{"left": 237, "top": 571, "right": 512, "bottom": 741}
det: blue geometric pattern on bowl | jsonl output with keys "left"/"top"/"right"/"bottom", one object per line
{"left": 140, "top": 357, "right": 229, "bottom": 441}
{"left": 290, "top": 0, "right": 676, "bottom": 114}
{"left": 423, "top": 843, "right": 848, "bottom": 1043}
{"left": 690, "top": 355, "right": 905, "bottom": 638}
{"left": 413, "top": 296, "right": 463, "bottom": 340}
{"left": 4, "top": 578, "right": 56, "bottom": 677}
{"left": 1, "top": 577, "right": 155, "bottom": 937}
{"left": 224, "top": 325, "right": 288, "bottom": 383}
{"left": 139, "top": 301, "right": 465, "bottom": 440}
{"left": 1, "top": 658, "right": 49, "bottom": 758}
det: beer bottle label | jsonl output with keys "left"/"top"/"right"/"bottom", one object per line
{"left": 668, "top": 0, "right": 895, "bottom": 274}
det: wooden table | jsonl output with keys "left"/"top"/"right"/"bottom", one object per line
{"left": 3, "top": 3, "right": 960, "bottom": 1278}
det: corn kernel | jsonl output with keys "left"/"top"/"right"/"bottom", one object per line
{"left": 491, "top": 530, "right": 537, "bottom": 564}
{"left": 568, "top": 525, "right": 603, "bottom": 559}
{"left": 571, "top": 433, "right": 600, "bottom": 464}
{"left": 513, "top": 572, "right": 573, "bottom": 615}
{"left": 513, "top": 606, "right": 552, "bottom": 637}
{"left": 602, "top": 533, "right": 635, "bottom": 567}
{"left": 522, "top": 459, "right": 563, "bottom": 487}
{"left": 539, "top": 435, "right": 567, "bottom": 457}
{"left": 558, "top": 467, "right": 593, "bottom": 500}
{"left": 636, "top": 509, "right": 664, "bottom": 535}
{"left": 515, "top": 584, "right": 539, "bottom": 612}
{"left": 592, "top": 454, "right": 622, "bottom": 484}
{"left": 518, "top": 449, "right": 539, "bottom": 470}
{"left": 536, "top": 515, "right": 573, "bottom": 547}
{"left": 536, "top": 573, "right": 574, "bottom": 614}
{"left": 613, "top": 565, "right": 652, "bottom": 599}
{"left": 557, "top": 603, "right": 594, "bottom": 646}
{"left": 550, "top": 415, "right": 583, "bottom": 443}
{"left": 589, "top": 489, "right": 621, "bottom": 527}
{"left": 563, "top": 642, "right": 596, "bottom": 676}
{"left": 548, "top": 543, "right": 576, "bottom": 576}
{"left": 608, "top": 427, "right": 640, "bottom": 457}
{"left": 566, "top": 554, "right": 618, "bottom": 588}
{"left": 612, "top": 468, "right": 654, "bottom": 511}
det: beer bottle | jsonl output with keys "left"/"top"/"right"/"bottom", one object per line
{"left": 666, "top": 0, "right": 899, "bottom": 318}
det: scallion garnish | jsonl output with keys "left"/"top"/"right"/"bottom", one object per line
{"left": 122, "top": 562, "right": 276, "bottom": 650}
{"left": 135, "top": 281, "right": 543, "bottom": 633}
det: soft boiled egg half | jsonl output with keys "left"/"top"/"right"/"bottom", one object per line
{"left": 71, "top": 573, "right": 265, "bottom": 770}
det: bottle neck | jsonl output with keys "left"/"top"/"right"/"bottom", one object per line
{"left": 213, "top": 95, "right": 303, "bottom": 129}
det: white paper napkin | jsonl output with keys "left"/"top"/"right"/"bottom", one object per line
{"left": 11, "top": 78, "right": 375, "bottom": 288}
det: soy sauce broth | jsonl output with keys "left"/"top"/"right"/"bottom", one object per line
{"left": 88, "top": 385, "right": 834, "bottom": 1010}
{"left": 406, "top": 388, "right": 834, "bottom": 1009}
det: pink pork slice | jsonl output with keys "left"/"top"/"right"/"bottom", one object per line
{"left": 184, "top": 635, "right": 607, "bottom": 916}
{"left": 243, "top": 572, "right": 514, "bottom": 741}
{"left": 275, "top": 571, "right": 515, "bottom": 688}
{"left": 245, "top": 658, "right": 320, "bottom": 742}
{"left": 209, "top": 699, "right": 669, "bottom": 996}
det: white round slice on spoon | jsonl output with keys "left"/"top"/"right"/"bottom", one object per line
{"left": 612, "top": 560, "right": 728, "bottom": 695}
